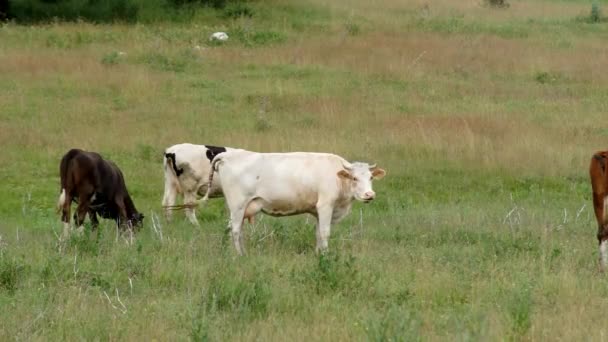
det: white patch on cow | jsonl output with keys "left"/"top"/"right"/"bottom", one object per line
{"left": 601, "top": 240, "right": 608, "bottom": 271}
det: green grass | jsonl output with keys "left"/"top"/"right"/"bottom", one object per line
{"left": 1, "top": 0, "right": 608, "bottom": 339}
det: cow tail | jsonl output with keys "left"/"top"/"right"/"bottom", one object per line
{"left": 164, "top": 152, "right": 183, "bottom": 177}
{"left": 57, "top": 150, "right": 76, "bottom": 213}
{"left": 201, "top": 155, "right": 224, "bottom": 202}
{"left": 56, "top": 189, "right": 66, "bottom": 213}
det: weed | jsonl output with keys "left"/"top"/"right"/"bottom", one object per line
{"left": 141, "top": 52, "right": 191, "bottom": 72}
{"left": 204, "top": 266, "right": 271, "bottom": 318}
{"left": 101, "top": 52, "right": 120, "bottom": 66}
{"left": 136, "top": 144, "right": 156, "bottom": 162}
{"left": 507, "top": 284, "right": 533, "bottom": 337}
{"left": 363, "top": 306, "right": 421, "bottom": 341}
{"left": 254, "top": 116, "right": 272, "bottom": 132}
{"left": 254, "top": 220, "right": 313, "bottom": 253}
{"left": 0, "top": 256, "right": 26, "bottom": 293}
{"left": 299, "top": 251, "right": 368, "bottom": 296}
{"left": 234, "top": 28, "right": 286, "bottom": 47}
{"left": 345, "top": 21, "right": 361, "bottom": 36}
{"left": 534, "top": 71, "right": 558, "bottom": 84}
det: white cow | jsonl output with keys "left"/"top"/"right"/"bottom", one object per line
{"left": 162, "top": 143, "right": 233, "bottom": 226}
{"left": 202, "top": 150, "right": 386, "bottom": 255}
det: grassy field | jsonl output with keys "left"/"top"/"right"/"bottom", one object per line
{"left": 2, "top": 0, "right": 608, "bottom": 339}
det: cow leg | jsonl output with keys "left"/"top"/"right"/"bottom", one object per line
{"left": 183, "top": 190, "right": 200, "bottom": 227}
{"left": 117, "top": 201, "right": 129, "bottom": 231}
{"left": 315, "top": 205, "right": 333, "bottom": 253}
{"left": 162, "top": 177, "right": 178, "bottom": 221}
{"left": 598, "top": 223, "right": 608, "bottom": 273}
{"left": 225, "top": 198, "right": 258, "bottom": 256}
{"left": 75, "top": 197, "right": 90, "bottom": 235}
{"left": 88, "top": 209, "right": 99, "bottom": 231}
{"left": 229, "top": 208, "right": 246, "bottom": 256}
{"left": 61, "top": 193, "right": 72, "bottom": 239}
{"left": 593, "top": 192, "right": 608, "bottom": 272}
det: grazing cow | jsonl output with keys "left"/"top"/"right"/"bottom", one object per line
{"left": 57, "top": 149, "right": 144, "bottom": 238}
{"left": 590, "top": 151, "right": 608, "bottom": 271}
{"left": 202, "top": 150, "right": 386, "bottom": 255}
{"left": 162, "top": 143, "right": 233, "bottom": 226}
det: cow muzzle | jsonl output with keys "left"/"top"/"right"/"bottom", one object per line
{"left": 361, "top": 191, "right": 376, "bottom": 203}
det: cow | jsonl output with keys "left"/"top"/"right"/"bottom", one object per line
{"left": 162, "top": 143, "right": 233, "bottom": 226}
{"left": 57, "top": 149, "right": 144, "bottom": 238}
{"left": 201, "top": 150, "right": 386, "bottom": 255}
{"left": 590, "top": 151, "right": 608, "bottom": 271}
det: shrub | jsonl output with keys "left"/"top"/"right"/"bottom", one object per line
{"left": 168, "top": 0, "right": 229, "bottom": 9}
{"left": 8, "top": 0, "right": 139, "bottom": 23}
{"left": 222, "top": 1, "right": 253, "bottom": 18}
{"left": 297, "top": 251, "right": 368, "bottom": 296}
{"left": 5, "top": 0, "right": 252, "bottom": 23}
{"left": 484, "top": 0, "right": 509, "bottom": 9}
{"left": 590, "top": 1, "right": 601, "bottom": 23}
{"left": 204, "top": 267, "right": 271, "bottom": 318}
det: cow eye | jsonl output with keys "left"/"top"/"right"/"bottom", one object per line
{"left": 353, "top": 177, "right": 358, "bottom": 181}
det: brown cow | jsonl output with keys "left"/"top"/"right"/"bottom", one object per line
{"left": 590, "top": 151, "right": 608, "bottom": 271}
{"left": 57, "top": 149, "right": 144, "bottom": 238}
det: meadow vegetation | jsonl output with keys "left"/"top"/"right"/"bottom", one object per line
{"left": 1, "top": 0, "right": 608, "bottom": 339}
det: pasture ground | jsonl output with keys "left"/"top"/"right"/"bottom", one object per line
{"left": 1, "top": 0, "right": 608, "bottom": 340}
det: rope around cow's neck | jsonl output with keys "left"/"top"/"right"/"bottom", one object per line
{"left": 162, "top": 203, "right": 200, "bottom": 211}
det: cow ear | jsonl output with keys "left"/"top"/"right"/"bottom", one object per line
{"left": 337, "top": 170, "right": 352, "bottom": 180}
{"left": 371, "top": 168, "right": 386, "bottom": 180}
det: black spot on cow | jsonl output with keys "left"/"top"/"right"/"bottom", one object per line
{"left": 165, "top": 152, "right": 183, "bottom": 176}
{"left": 205, "top": 145, "right": 227, "bottom": 161}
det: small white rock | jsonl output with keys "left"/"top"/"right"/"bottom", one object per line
{"left": 210, "top": 32, "right": 229, "bottom": 42}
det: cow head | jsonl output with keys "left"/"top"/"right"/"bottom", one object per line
{"left": 129, "top": 212, "right": 145, "bottom": 229}
{"left": 337, "top": 161, "right": 386, "bottom": 202}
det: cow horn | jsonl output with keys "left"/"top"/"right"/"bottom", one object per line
{"left": 368, "top": 163, "right": 377, "bottom": 170}
{"left": 342, "top": 160, "right": 353, "bottom": 170}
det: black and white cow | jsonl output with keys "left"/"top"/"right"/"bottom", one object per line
{"left": 162, "top": 143, "right": 233, "bottom": 226}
